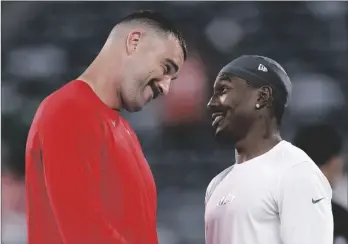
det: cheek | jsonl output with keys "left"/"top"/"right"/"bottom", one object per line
{"left": 225, "top": 94, "right": 252, "bottom": 121}
{"left": 218, "top": 92, "right": 235, "bottom": 109}
{"left": 223, "top": 93, "right": 241, "bottom": 112}
{"left": 143, "top": 54, "right": 165, "bottom": 79}
{"left": 137, "top": 62, "right": 160, "bottom": 84}
{"left": 127, "top": 69, "right": 151, "bottom": 90}
{"left": 128, "top": 54, "right": 150, "bottom": 78}
{"left": 220, "top": 94, "right": 228, "bottom": 104}
{"left": 238, "top": 92, "right": 256, "bottom": 114}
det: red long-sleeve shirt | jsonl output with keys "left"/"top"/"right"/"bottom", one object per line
{"left": 26, "top": 80, "right": 158, "bottom": 244}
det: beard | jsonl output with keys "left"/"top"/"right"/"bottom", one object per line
{"left": 120, "top": 76, "right": 163, "bottom": 112}
{"left": 214, "top": 116, "right": 248, "bottom": 146}
{"left": 215, "top": 126, "right": 238, "bottom": 146}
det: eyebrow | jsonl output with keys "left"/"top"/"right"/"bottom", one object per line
{"left": 218, "top": 73, "right": 232, "bottom": 82}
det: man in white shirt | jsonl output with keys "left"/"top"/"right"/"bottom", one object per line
{"left": 205, "top": 55, "right": 333, "bottom": 244}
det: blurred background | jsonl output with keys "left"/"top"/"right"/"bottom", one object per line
{"left": 1, "top": 1, "right": 348, "bottom": 244}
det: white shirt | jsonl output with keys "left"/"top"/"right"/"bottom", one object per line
{"left": 205, "top": 140, "right": 333, "bottom": 244}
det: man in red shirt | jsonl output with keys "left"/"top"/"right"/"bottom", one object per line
{"left": 25, "top": 10, "right": 187, "bottom": 244}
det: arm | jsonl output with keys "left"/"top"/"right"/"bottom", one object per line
{"left": 278, "top": 163, "right": 334, "bottom": 244}
{"left": 40, "top": 102, "right": 127, "bottom": 244}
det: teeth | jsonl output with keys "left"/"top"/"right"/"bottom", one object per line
{"left": 212, "top": 113, "right": 223, "bottom": 119}
{"left": 212, "top": 115, "right": 224, "bottom": 127}
{"left": 213, "top": 115, "right": 223, "bottom": 122}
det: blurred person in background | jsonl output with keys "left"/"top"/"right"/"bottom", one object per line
{"left": 25, "top": 10, "right": 186, "bottom": 244}
{"left": 293, "top": 123, "right": 348, "bottom": 244}
{"left": 161, "top": 52, "right": 209, "bottom": 148}
{"left": 2, "top": 117, "right": 28, "bottom": 244}
{"left": 205, "top": 55, "right": 333, "bottom": 244}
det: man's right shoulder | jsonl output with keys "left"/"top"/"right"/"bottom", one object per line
{"left": 205, "top": 166, "right": 234, "bottom": 205}
{"left": 36, "top": 84, "right": 88, "bottom": 120}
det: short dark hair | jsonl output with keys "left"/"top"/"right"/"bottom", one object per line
{"left": 293, "top": 123, "right": 343, "bottom": 167}
{"left": 118, "top": 10, "right": 187, "bottom": 60}
{"left": 270, "top": 86, "right": 287, "bottom": 125}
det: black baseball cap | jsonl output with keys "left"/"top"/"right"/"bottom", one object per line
{"left": 220, "top": 55, "right": 292, "bottom": 106}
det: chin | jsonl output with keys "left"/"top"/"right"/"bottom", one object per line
{"left": 124, "top": 107, "right": 142, "bottom": 113}
{"left": 126, "top": 104, "right": 144, "bottom": 112}
{"left": 122, "top": 101, "right": 144, "bottom": 113}
{"left": 214, "top": 125, "right": 227, "bottom": 140}
{"left": 121, "top": 95, "right": 148, "bottom": 113}
{"left": 214, "top": 125, "right": 237, "bottom": 145}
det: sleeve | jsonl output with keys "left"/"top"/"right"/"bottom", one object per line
{"left": 39, "top": 102, "right": 128, "bottom": 244}
{"left": 205, "top": 166, "right": 234, "bottom": 206}
{"left": 278, "top": 162, "right": 334, "bottom": 244}
{"left": 205, "top": 177, "right": 216, "bottom": 206}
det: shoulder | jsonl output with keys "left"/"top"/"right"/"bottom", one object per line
{"left": 206, "top": 166, "right": 234, "bottom": 192}
{"left": 36, "top": 85, "right": 92, "bottom": 124}
{"left": 33, "top": 88, "right": 102, "bottom": 139}
{"left": 274, "top": 141, "right": 314, "bottom": 167}
{"left": 269, "top": 141, "right": 324, "bottom": 179}
{"left": 277, "top": 161, "right": 332, "bottom": 200}
{"left": 281, "top": 161, "right": 328, "bottom": 184}
{"left": 205, "top": 166, "right": 234, "bottom": 205}
{"left": 269, "top": 142, "right": 332, "bottom": 200}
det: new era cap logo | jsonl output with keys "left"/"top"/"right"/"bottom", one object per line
{"left": 258, "top": 64, "right": 268, "bottom": 72}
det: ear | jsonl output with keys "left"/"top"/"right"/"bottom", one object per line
{"left": 256, "top": 85, "right": 273, "bottom": 109}
{"left": 126, "top": 30, "right": 142, "bottom": 55}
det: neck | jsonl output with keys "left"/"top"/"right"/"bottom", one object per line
{"left": 77, "top": 43, "right": 123, "bottom": 110}
{"left": 235, "top": 118, "right": 282, "bottom": 164}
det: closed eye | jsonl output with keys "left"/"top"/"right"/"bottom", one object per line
{"left": 163, "top": 63, "right": 178, "bottom": 80}
{"left": 165, "top": 64, "right": 171, "bottom": 74}
{"left": 165, "top": 58, "right": 179, "bottom": 74}
{"left": 162, "top": 64, "right": 171, "bottom": 75}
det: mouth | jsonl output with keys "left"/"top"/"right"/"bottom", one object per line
{"left": 212, "top": 112, "right": 225, "bottom": 128}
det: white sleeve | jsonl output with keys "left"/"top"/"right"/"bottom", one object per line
{"left": 278, "top": 162, "right": 334, "bottom": 244}
{"left": 205, "top": 166, "right": 234, "bottom": 206}
{"left": 205, "top": 176, "right": 217, "bottom": 206}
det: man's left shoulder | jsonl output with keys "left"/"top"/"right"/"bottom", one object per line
{"left": 279, "top": 141, "right": 314, "bottom": 165}
{"left": 273, "top": 141, "right": 323, "bottom": 176}
{"left": 280, "top": 161, "right": 332, "bottom": 196}
{"left": 282, "top": 160, "right": 326, "bottom": 181}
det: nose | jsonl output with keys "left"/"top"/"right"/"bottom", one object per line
{"left": 207, "top": 96, "right": 215, "bottom": 110}
{"left": 158, "top": 76, "right": 171, "bottom": 96}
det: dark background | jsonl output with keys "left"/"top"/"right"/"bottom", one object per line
{"left": 2, "top": 2, "right": 348, "bottom": 243}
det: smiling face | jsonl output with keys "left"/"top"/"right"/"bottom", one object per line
{"left": 121, "top": 31, "right": 184, "bottom": 112}
{"left": 207, "top": 74, "right": 260, "bottom": 143}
